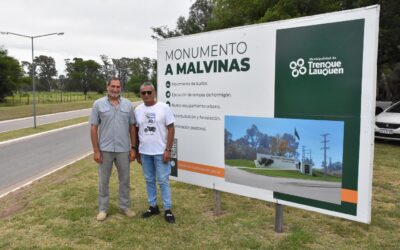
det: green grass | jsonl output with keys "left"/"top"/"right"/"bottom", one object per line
{"left": 0, "top": 96, "right": 140, "bottom": 121}
{"left": 0, "top": 141, "right": 399, "bottom": 249}
{"left": 225, "top": 159, "right": 256, "bottom": 168}
{"left": 242, "top": 168, "right": 341, "bottom": 182}
{"left": 0, "top": 116, "right": 89, "bottom": 142}
{"left": 226, "top": 159, "right": 341, "bottom": 182}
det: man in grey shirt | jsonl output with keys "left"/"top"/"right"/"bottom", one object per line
{"left": 90, "top": 77, "right": 137, "bottom": 221}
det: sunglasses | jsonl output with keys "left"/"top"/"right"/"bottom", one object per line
{"left": 141, "top": 91, "right": 153, "bottom": 96}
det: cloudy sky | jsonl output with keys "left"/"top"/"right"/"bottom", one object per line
{"left": 0, "top": 0, "right": 193, "bottom": 75}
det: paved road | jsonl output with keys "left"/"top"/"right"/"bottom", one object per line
{"left": 225, "top": 165, "right": 341, "bottom": 204}
{"left": 0, "top": 108, "right": 91, "bottom": 133}
{"left": 0, "top": 123, "right": 92, "bottom": 196}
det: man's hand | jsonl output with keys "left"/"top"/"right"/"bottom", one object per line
{"left": 136, "top": 154, "right": 142, "bottom": 165}
{"left": 129, "top": 149, "right": 136, "bottom": 162}
{"left": 163, "top": 150, "right": 171, "bottom": 163}
{"left": 94, "top": 151, "right": 102, "bottom": 163}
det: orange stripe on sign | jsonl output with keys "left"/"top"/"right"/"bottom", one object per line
{"left": 341, "top": 189, "right": 358, "bottom": 204}
{"left": 178, "top": 160, "right": 224, "bottom": 177}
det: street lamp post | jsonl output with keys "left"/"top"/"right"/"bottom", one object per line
{"left": 0, "top": 31, "right": 64, "bottom": 128}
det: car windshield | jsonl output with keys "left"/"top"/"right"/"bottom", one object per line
{"left": 387, "top": 102, "right": 400, "bottom": 113}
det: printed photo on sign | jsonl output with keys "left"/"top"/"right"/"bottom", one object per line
{"left": 224, "top": 115, "right": 344, "bottom": 204}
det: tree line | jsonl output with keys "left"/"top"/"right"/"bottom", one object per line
{"left": 1, "top": 0, "right": 399, "bottom": 102}
{"left": 152, "top": 0, "right": 400, "bottom": 101}
{"left": 0, "top": 48, "right": 156, "bottom": 102}
{"left": 225, "top": 124, "right": 300, "bottom": 161}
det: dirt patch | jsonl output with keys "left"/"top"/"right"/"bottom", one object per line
{"left": 0, "top": 191, "right": 29, "bottom": 219}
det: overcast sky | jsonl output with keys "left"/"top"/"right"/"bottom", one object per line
{"left": 0, "top": 0, "right": 193, "bottom": 75}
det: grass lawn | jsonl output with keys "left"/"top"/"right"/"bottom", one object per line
{"left": 226, "top": 159, "right": 341, "bottom": 182}
{"left": 0, "top": 116, "right": 89, "bottom": 142}
{"left": 242, "top": 168, "right": 341, "bottom": 182}
{"left": 0, "top": 141, "right": 398, "bottom": 249}
{"left": 225, "top": 159, "right": 256, "bottom": 168}
{"left": 0, "top": 96, "right": 140, "bottom": 121}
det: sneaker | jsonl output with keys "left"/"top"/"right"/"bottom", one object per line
{"left": 121, "top": 208, "right": 136, "bottom": 218}
{"left": 142, "top": 205, "right": 160, "bottom": 218}
{"left": 164, "top": 210, "right": 175, "bottom": 224}
{"left": 96, "top": 211, "right": 107, "bottom": 221}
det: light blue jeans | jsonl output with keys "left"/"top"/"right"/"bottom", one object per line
{"left": 141, "top": 154, "right": 172, "bottom": 210}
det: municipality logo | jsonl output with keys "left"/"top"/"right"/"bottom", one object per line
{"left": 289, "top": 58, "right": 307, "bottom": 77}
{"left": 289, "top": 57, "right": 344, "bottom": 78}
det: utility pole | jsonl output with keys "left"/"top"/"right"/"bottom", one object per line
{"left": 301, "top": 145, "right": 306, "bottom": 173}
{"left": 321, "top": 134, "right": 330, "bottom": 178}
{"left": 307, "top": 149, "right": 312, "bottom": 164}
{"left": 0, "top": 31, "right": 64, "bottom": 128}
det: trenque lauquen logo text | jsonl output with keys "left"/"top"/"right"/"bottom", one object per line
{"left": 289, "top": 57, "right": 344, "bottom": 78}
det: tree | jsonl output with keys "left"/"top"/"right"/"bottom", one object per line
{"left": 99, "top": 54, "right": 116, "bottom": 80}
{"left": 244, "top": 124, "right": 262, "bottom": 149}
{"left": 158, "top": 0, "right": 398, "bottom": 100}
{"left": 127, "top": 57, "right": 154, "bottom": 95}
{"left": 65, "top": 58, "right": 104, "bottom": 95}
{"left": 151, "top": 0, "right": 213, "bottom": 39}
{"left": 149, "top": 59, "right": 157, "bottom": 84}
{"left": 112, "top": 57, "right": 132, "bottom": 91}
{"left": 207, "top": 0, "right": 400, "bottom": 100}
{"left": 34, "top": 55, "right": 57, "bottom": 91}
{"left": 207, "top": 0, "right": 276, "bottom": 30}
{"left": 225, "top": 128, "right": 233, "bottom": 144}
{"left": 0, "top": 48, "right": 22, "bottom": 102}
{"left": 281, "top": 133, "right": 299, "bottom": 158}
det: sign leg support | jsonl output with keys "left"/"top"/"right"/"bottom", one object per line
{"left": 275, "top": 203, "right": 284, "bottom": 233}
{"left": 213, "top": 189, "right": 221, "bottom": 216}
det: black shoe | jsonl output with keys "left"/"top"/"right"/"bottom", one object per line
{"left": 142, "top": 205, "right": 160, "bottom": 218}
{"left": 164, "top": 210, "right": 175, "bottom": 224}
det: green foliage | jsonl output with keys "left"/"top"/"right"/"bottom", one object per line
{"left": 159, "top": 0, "right": 400, "bottom": 100}
{"left": 34, "top": 55, "right": 57, "bottom": 91}
{"left": 112, "top": 57, "right": 133, "bottom": 90}
{"left": 65, "top": 58, "right": 105, "bottom": 95}
{"left": 125, "top": 57, "right": 156, "bottom": 95}
{"left": 151, "top": 0, "right": 213, "bottom": 39}
{"left": 225, "top": 125, "right": 299, "bottom": 160}
{"left": 207, "top": 0, "right": 276, "bottom": 30}
{"left": 0, "top": 48, "right": 22, "bottom": 102}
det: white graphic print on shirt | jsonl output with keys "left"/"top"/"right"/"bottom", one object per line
{"left": 144, "top": 112, "right": 156, "bottom": 135}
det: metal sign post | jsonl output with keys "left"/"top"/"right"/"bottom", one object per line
{"left": 275, "top": 203, "right": 284, "bottom": 233}
{"left": 213, "top": 189, "right": 221, "bottom": 216}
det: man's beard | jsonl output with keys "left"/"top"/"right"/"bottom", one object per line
{"left": 108, "top": 91, "right": 120, "bottom": 98}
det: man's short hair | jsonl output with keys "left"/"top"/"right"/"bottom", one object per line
{"left": 107, "top": 77, "right": 121, "bottom": 86}
{"left": 140, "top": 82, "right": 155, "bottom": 91}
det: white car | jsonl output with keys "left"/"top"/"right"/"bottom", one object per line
{"left": 375, "top": 101, "right": 400, "bottom": 141}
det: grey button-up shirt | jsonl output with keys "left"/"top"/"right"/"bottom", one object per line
{"left": 89, "top": 96, "right": 135, "bottom": 152}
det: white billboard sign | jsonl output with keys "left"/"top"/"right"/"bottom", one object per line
{"left": 157, "top": 6, "right": 379, "bottom": 223}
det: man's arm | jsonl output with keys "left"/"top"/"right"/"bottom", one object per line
{"left": 90, "top": 124, "right": 102, "bottom": 163}
{"left": 163, "top": 123, "right": 175, "bottom": 163}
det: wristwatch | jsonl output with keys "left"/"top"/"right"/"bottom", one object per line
{"left": 131, "top": 145, "right": 138, "bottom": 151}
